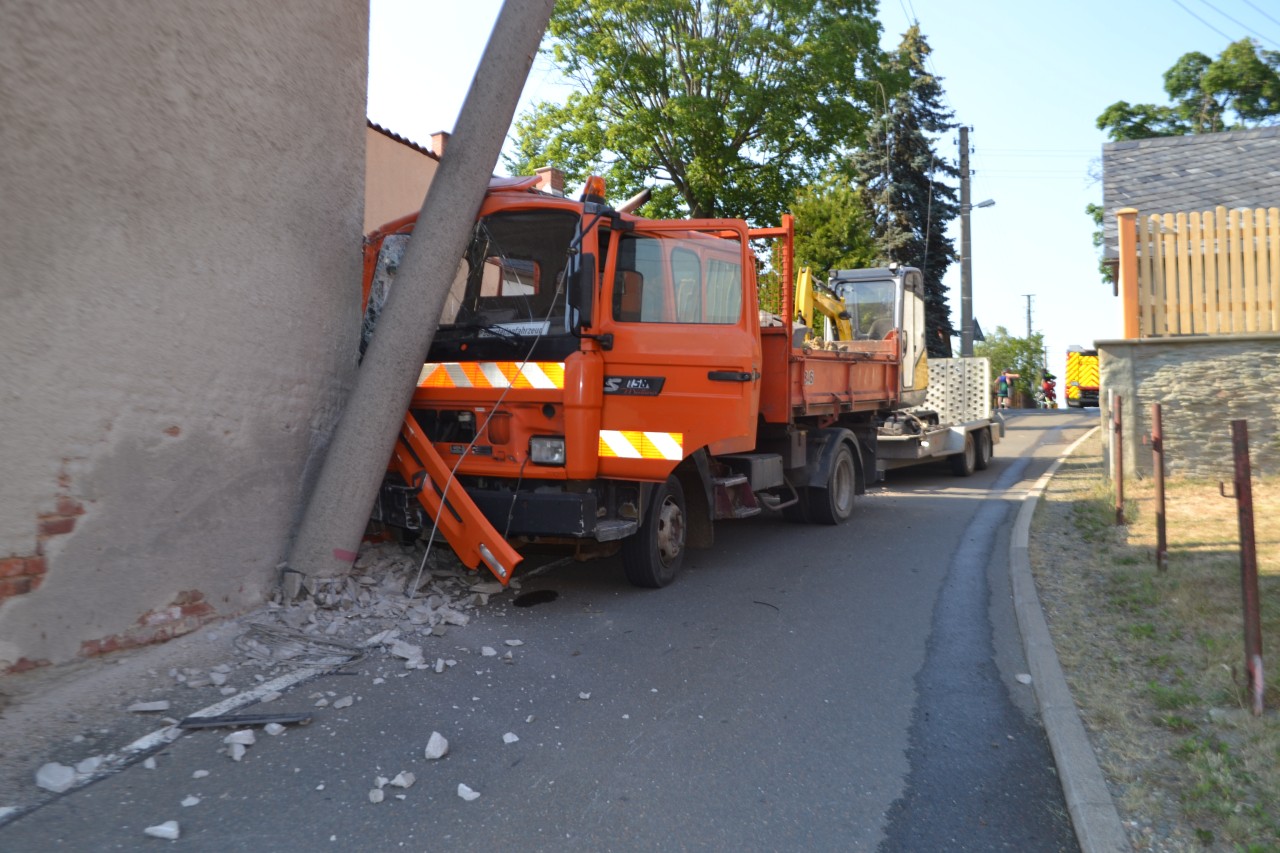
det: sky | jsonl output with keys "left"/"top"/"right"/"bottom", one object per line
{"left": 366, "top": 0, "right": 1280, "bottom": 380}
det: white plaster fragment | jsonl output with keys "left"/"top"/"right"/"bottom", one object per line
{"left": 579, "top": 692, "right": 591, "bottom": 700}
{"left": 75, "top": 756, "right": 103, "bottom": 775}
{"left": 219, "top": 687, "right": 237, "bottom": 696}
{"left": 457, "top": 783, "right": 480, "bottom": 801}
{"left": 223, "top": 730, "right": 256, "bottom": 746}
{"left": 525, "top": 715, "right": 535, "bottom": 724}
{"left": 502, "top": 732, "right": 519, "bottom": 744}
{"left": 143, "top": 821, "right": 180, "bottom": 840}
{"left": 192, "top": 770, "right": 209, "bottom": 779}
{"left": 374, "top": 776, "right": 389, "bottom": 789}
{"left": 35, "top": 763, "right": 76, "bottom": 793}
{"left": 315, "top": 699, "right": 329, "bottom": 708}
{"left": 264, "top": 723, "right": 286, "bottom": 736}
{"left": 333, "top": 695, "right": 354, "bottom": 709}
{"left": 228, "top": 743, "right": 247, "bottom": 762}
{"left": 481, "top": 646, "right": 497, "bottom": 657}
{"left": 423, "top": 732, "right": 449, "bottom": 760}
{"left": 259, "top": 691, "right": 282, "bottom": 703}
{"left": 181, "top": 796, "right": 200, "bottom": 808}
{"left": 389, "top": 772, "right": 415, "bottom": 789}
{"left": 1015, "top": 673, "right": 1033, "bottom": 685}
{"left": 368, "top": 788, "right": 384, "bottom": 804}
{"left": 128, "top": 701, "right": 171, "bottom": 713}
{"left": 372, "top": 677, "right": 385, "bottom": 685}
{"left": 504, "top": 639, "right": 523, "bottom": 647}
{"left": 143, "top": 757, "right": 158, "bottom": 770}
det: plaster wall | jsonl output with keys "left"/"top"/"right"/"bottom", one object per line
{"left": 363, "top": 128, "right": 438, "bottom": 234}
{"left": 1098, "top": 336, "right": 1280, "bottom": 482}
{"left": 0, "top": 0, "right": 369, "bottom": 668}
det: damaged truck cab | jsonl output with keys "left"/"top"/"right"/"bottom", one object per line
{"left": 362, "top": 175, "right": 908, "bottom": 589}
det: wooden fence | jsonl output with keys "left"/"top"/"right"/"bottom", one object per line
{"left": 1117, "top": 206, "right": 1280, "bottom": 338}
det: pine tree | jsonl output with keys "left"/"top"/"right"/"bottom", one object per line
{"left": 851, "top": 26, "right": 958, "bottom": 357}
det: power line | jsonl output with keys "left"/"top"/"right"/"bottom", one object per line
{"left": 1191, "top": 0, "right": 1280, "bottom": 48}
{"left": 1240, "top": 0, "right": 1280, "bottom": 30}
{"left": 1170, "top": 0, "right": 1236, "bottom": 41}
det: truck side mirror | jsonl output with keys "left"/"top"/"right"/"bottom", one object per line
{"left": 572, "top": 253, "right": 595, "bottom": 328}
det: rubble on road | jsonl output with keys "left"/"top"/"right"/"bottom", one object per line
{"left": 143, "top": 821, "right": 180, "bottom": 840}
{"left": 423, "top": 731, "right": 449, "bottom": 760}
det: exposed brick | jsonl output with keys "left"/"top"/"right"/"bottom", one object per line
{"left": 0, "top": 557, "right": 29, "bottom": 578}
{"left": 55, "top": 496, "right": 85, "bottom": 517}
{"left": 38, "top": 515, "right": 76, "bottom": 537}
{"left": 0, "top": 576, "right": 35, "bottom": 599}
{"left": 164, "top": 425, "right": 181, "bottom": 437}
{"left": 5, "top": 657, "right": 51, "bottom": 675}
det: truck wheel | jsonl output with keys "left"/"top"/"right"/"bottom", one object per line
{"left": 810, "top": 443, "right": 856, "bottom": 525}
{"left": 949, "top": 433, "right": 976, "bottom": 476}
{"left": 622, "top": 475, "right": 686, "bottom": 588}
{"left": 974, "top": 428, "right": 992, "bottom": 471}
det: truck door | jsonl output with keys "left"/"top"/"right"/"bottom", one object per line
{"left": 597, "top": 220, "right": 760, "bottom": 479}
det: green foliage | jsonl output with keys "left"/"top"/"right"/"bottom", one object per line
{"left": 506, "top": 0, "right": 887, "bottom": 226}
{"left": 790, "top": 168, "right": 877, "bottom": 276}
{"left": 1096, "top": 39, "right": 1280, "bottom": 141}
{"left": 1085, "top": 202, "right": 1116, "bottom": 289}
{"left": 850, "top": 26, "right": 957, "bottom": 356}
{"left": 973, "top": 325, "right": 1044, "bottom": 395}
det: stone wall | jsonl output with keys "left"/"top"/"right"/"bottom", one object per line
{"left": 1098, "top": 335, "right": 1280, "bottom": 481}
{"left": 0, "top": 0, "right": 369, "bottom": 670}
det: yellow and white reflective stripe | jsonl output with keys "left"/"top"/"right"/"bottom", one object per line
{"left": 598, "top": 430, "right": 684, "bottom": 461}
{"left": 418, "top": 362, "right": 565, "bottom": 390}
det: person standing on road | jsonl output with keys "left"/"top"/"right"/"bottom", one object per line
{"left": 996, "top": 369, "right": 1019, "bottom": 409}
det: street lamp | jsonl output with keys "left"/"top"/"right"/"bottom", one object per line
{"left": 959, "top": 197, "right": 995, "bottom": 357}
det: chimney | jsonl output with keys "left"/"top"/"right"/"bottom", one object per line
{"left": 534, "top": 166, "right": 565, "bottom": 196}
{"left": 430, "top": 130, "right": 450, "bottom": 157}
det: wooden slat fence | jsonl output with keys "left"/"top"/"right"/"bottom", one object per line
{"left": 1117, "top": 206, "right": 1280, "bottom": 338}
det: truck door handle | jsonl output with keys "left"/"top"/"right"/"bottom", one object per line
{"left": 708, "top": 370, "right": 754, "bottom": 382}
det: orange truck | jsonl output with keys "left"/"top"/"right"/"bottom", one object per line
{"left": 360, "top": 175, "right": 935, "bottom": 588}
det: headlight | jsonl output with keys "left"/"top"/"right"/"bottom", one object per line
{"left": 529, "top": 436, "right": 566, "bottom": 465}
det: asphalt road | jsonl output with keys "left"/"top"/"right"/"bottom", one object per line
{"left": 1, "top": 410, "right": 1096, "bottom": 851}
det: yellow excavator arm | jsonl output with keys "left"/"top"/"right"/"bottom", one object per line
{"left": 793, "top": 267, "right": 853, "bottom": 343}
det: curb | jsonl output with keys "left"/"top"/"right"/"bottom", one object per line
{"left": 1009, "top": 425, "right": 1131, "bottom": 853}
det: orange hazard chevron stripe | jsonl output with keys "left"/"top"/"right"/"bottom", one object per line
{"left": 418, "top": 361, "right": 565, "bottom": 390}
{"left": 598, "top": 430, "right": 684, "bottom": 461}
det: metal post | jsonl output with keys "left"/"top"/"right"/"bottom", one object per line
{"left": 288, "top": 0, "right": 557, "bottom": 580}
{"left": 1229, "top": 420, "right": 1264, "bottom": 716}
{"left": 1152, "top": 403, "right": 1167, "bottom": 572}
{"left": 959, "top": 126, "right": 972, "bottom": 357}
{"left": 1113, "top": 395, "right": 1125, "bottom": 525}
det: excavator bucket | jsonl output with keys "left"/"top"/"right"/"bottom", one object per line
{"left": 389, "top": 413, "right": 523, "bottom": 585}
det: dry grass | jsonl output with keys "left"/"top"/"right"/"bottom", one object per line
{"left": 1030, "top": 432, "right": 1280, "bottom": 852}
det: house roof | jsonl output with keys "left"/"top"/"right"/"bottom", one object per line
{"left": 366, "top": 120, "right": 439, "bottom": 159}
{"left": 1101, "top": 126, "right": 1280, "bottom": 259}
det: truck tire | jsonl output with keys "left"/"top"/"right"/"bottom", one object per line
{"left": 809, "top": 443, "right": 857, "bottom": 525}
{"left": 974, "top": 428, "right": 992, "bottom": 471}
{"left": 949, "top": 433, "right": 976, "bottom": 476}
{"left": 782, "top": 490, "right": 811, "bottom": 523}
{"left": 622, "top": 475, "right": 686, "bottom": 588}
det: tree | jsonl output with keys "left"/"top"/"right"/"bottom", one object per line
{"left": 1096, "top": 39, "right": 1280, "bottom": 141}
{"left": 850, "top": 25, "right": 957, "bottom": 357}
{"left": 974, "top": 326, "right": 1045, "bottom": 398}
{"left": 505, "top": 0, "right": 886, "bottom": 225}
{"left": 790, "top": 168, "right": 877, "bottom": 277}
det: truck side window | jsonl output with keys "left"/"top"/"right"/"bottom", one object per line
{"left": 613, "top": 232, "right": 741, "bottom": 325}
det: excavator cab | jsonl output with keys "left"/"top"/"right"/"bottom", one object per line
{"left": 828, "top": 266, "right": 929, "bottom": 408}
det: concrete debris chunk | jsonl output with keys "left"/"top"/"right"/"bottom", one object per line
{"left": 209, "top": 672, "right": 228, "bottom": 687}
{"left": 219, "top": 687, "right": 237, "bottom": 696}
{"left": 471, "top": 581, "right": 505, "bottom": 595}
{"left": 579, "top": 692, "right": 591, "bottom": 700}
{"left": 212, "top": 664, "right": 232, "bottom": 674}
{"left": 437, "top": 608, "right": 470, "bottom": 627}
{"left": 192, "top": 770, "right": 209, "bottom": 779}
{"left": 423, "top": 732, "right": 449, "bottom": 760}
{"left": 504, "top": 639, "right": 523, "bottom": 647}
{"left": 223, "top": 730, "right": 256, "bottom": 746}
{"left": 374, "top": 776, "right": 389, "bottom": 789}
{"left": 75, "top": 756, "right": 103, "bottom": 775}
{"left": 389, "top": 771, "right": 415, "bottom": 789}
{"left": 314, "top": 698, "right": 329, "bottom": 708}
{"left": 228, "top": 743, "right": 247, "bottom": 762}
{"left": 368, "top": 788, "right": 384, "bottom": 804}
{"left": 333, "top": 695, "right": 354, "bottom": 709}
{"left": 481, "top": 646, "right": 497, "bottom": 657}
{"left": 259, "top": 691, "right": 282, "bottom": 703}
{"left": 434, "top": 658, "right": 446, "bottom": 674}
{"left": 502, "top": 732, "right": 519, "bottom": 744}
{"left": 264, "top": 723, "right": 286, "bottom": 736}
{"left": 457, "top": 783, "right": 480, "bottom": 801}
{"left": 143, "top": 821, "right": 180, "bottom": 840}
{"left": 388, "top": 640, "right": 423, "bottom": 664}
{"left": 364, "top": 629, "right": 398, "bottom": 647}
{"left": 1015, "top": 673, "right": 1033, "bottom": 685}
{"left": 181, "top": 796, "right": 200, "bottom": 807}
{"left": 128, "top": 701, "right": 171, "bottom": 713}
{"left": 143, "top": 757, "right": 158, "bottom": 770}
{"left": 35, "top": 762, "right": 77, "bottom": 793}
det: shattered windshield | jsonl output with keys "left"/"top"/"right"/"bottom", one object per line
{"left": 447, "top": 209, "right": 579, "bottom": 336}
{"left": 361, "top": 209, "right": 579, "bottom": 354}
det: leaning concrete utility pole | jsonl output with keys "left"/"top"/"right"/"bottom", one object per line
{"left": 288, "top": 0, "right": 556, "bottom": 580}
{"left": 958, "top": 125, "right": 973, "bottom": 357}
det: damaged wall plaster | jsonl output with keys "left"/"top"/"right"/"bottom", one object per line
{"left": 0, "top": 0, "right": 369, "bottom": 668}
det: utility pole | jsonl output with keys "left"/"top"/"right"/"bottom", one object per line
{"left": 959, "top": 126, "right": 973, "bottom": 357}
{"left": 1024, "top": 293, "right": 1033, "bottom": 339}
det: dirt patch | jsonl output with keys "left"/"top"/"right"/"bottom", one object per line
{"left": 1030, "top": 432, "right": 1280, "bottom": 851}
